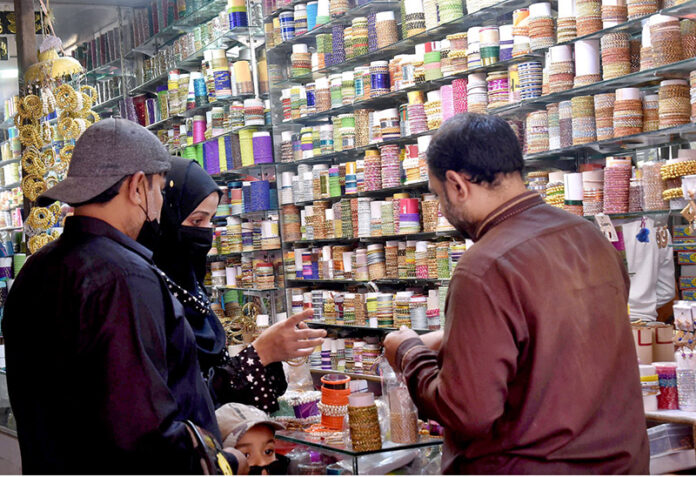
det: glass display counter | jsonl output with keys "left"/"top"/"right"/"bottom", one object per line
{"left": 276, "top": 429, "right": 442, "bottom": 474}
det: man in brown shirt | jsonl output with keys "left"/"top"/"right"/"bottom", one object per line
{"left": 384, "top": 113, "right": 649, "bottom": 474}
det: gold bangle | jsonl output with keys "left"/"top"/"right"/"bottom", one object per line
{"left": 42, "top": 149, "right": 55, "bottom": 168}
{"left": 21, "top": 175, "right": 47, "bottom": 202}
{"left": 83, "top": 110, "right": 100, "bottom": 124}
{"left": 26, "top": 207, "right": 55, "bottom": 230}
{"left": 19, "top": 124, "right": 42, "bottom": 148}
{"left": 21, "top": 95, "right": 43, "bottom": 121}
{"left": 663, "top": 187, "right": 684, "bottom": 201}
{"left": 57, "top": 113, "right": 80, "bottom": 140}
{"left": 22, "top": 146, "right": 47, "bottom": 176}
{"left": 27, "top": 232, "right": 56, "bottom": 254}
{"left": 80, "top": 85, "right": 98, "bottom": 103}
{"left": 49, "top": 202, "right": 61, "bottom": 218}
{"left": 53, "top": 84, "right": 79, "bottom": 112}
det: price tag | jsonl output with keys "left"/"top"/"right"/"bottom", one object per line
{"left": 595, "top": 214, "right": 619, "bottom": 242}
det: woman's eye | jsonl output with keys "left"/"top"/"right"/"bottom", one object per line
{"left": 264, "top": 449, "right": 274, "bottom": 456}
{"left": 244, "top": 453, "right": 250, "bottom": 458}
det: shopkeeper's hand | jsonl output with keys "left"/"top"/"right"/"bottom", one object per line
{"left": 420, "top": 330, "right": 444, "bottom": 351}
{"left": 384, "top": 327, "right": 421, "bottom": 371}
{"left": 253, "top": 309, "right": 326, "bottom": 366}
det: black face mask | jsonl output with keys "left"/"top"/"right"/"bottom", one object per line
{"left": 248, "top": 454, "right": 290, "bottom": 475}
{"left": 137, "top": 218, "right": 161, "bottom": 251}
{"left": 180, "top": 225, "right": 214, "bottom": 281}
{"left": 136, "top": 182, "right": 162, "bottom": 252}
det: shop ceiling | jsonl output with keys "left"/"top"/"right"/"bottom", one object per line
{"left": 50, "top": 0, "right": 150, "bottom": 6}
{"left": 49, "top": 0, "right": 141, "bottom": 51}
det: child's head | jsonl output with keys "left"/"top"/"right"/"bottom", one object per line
{"left": 216, "top": 403, "right": 286, "bottom": 473}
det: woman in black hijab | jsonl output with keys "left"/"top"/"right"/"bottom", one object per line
{"left": 147, "top": 158, "right": 325, "bottom": 411}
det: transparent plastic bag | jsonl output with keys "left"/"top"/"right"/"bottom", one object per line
{"left": 379, "top": 359, "right": 419, "bottom": 444}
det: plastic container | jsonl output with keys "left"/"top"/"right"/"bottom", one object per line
{"left": 648, "top": 423, "right": 694, "bottom": 457}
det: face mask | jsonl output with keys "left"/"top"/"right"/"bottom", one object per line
{"left": 180, "top": 226, "right": 214, "bottom": 280}
{"left": 248, "top": 454, "right": 290, "bottom": 475}
{"left": 136, "top": 178, "right": 162, "bottom": 251}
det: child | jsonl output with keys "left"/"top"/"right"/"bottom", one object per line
{"left": 216, "top": 403, "right": 289, "bottom": 475}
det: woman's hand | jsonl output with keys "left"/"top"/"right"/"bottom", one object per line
{"left": 252, "top": 309, "right": 326, "bottom": 366}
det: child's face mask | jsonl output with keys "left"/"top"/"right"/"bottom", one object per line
{"left": 248, "top": 454, "right": 290, "bottom": 475}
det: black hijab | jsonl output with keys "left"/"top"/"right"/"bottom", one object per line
{"left": 153, "top": 157, "right": 226, "bottom": 365}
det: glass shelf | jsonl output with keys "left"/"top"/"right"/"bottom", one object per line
{"left": 267, "top": 1, "right": 401, "bottom": 55}
{"left": 524, "top": 123, "right": 696, "bottom": 162}
{"left": 276, "top": 430, "right": 442, "bottom": 458}
{"left": 264, "top": 0, "right": 307, "bottom": 21}
{"left": 288, "top": 278, "right": 366, "bottom": 285}
{"left": 309, "top": 368, "right": 383, "bottom": 382}
{"left": 211, "top": 161, "right": 278, "bottom": 179}
{"left": 93, "top": 95, "right": 123, "bottom": 112}
{"left": 0, "top": 159, "right": 19, "bottom": 168}
{"left": 275, "top": 130, "right": 436, "bottom": 168}
{"left": 213, "top": 285, "right": 279, "bottom": 292}
{"left": 130, "top": 27, "right": 264, "bottom": 95}
{"left": 126, "top": 0, "right": 229, "bottom": 58}
{"left": 585, "top": 210, "right": 672, "bottom": 221}
{"left": 292, "top": 181, "right": 430, "bottom": 207}
{"left": 277, "top": 53, "right": 542, "bottom": 126}
{"left": 490, "top": 56, "right": 696, "bottom": 117}
{"left": 271, "top": 0, "right": 533, "bottom": 88}
{"left": 206, "top": 248, "right": 283, "bottom": 261}
{"left": 83, "top": 57, "right": 128, "bottom": 79}
{"left": 288, "top": 277, "right": 450, "bottom": 285}
{"left": 552, "top": 0, "right": 696, "bottom": 49}
{"left": 170, "top": 124, "right": 272, "bottom": 154}
{"left": 179, "top": 94, "right": 257, "bottom": 119}
{"left": 0, "top": 182, "right": 21, "bottom": 191}
{"left": 146, "top": 94, "right": 262, "bottom": 131}
{"left": 0, "top": 116, "right": 13, "bottom": 130}
{"left": 286, "top": 229, "right": 461, "bottom": 246}
{"left": 306, "top": 321, "right": 434, "bottom": 335}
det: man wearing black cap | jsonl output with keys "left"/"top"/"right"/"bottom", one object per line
{"left": 2, "top": 118, "right": 244, "bottom": 474}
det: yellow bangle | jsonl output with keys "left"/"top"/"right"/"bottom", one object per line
{"left": 26, "top": 207, "right": 55, "bottom": 230}
{"left": 22, "top": 146, "right": 47, "bottom": 176}
{"left": 53, "top": 84, "right": 79, "bottom": 112}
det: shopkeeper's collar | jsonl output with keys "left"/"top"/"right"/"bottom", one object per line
{"left": 474, "top": 191, "right": 545, "bottom": 241}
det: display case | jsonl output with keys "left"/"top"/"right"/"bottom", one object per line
{"left": 276, "top": 430, "right": 442, "bottom": 474}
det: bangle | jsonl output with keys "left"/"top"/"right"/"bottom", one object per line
{"left": 21, "top": 175, "right": 47, "bottom": 202}
{"left": 21, "top": 146, "right": 46, "bottom": 176}
{"left": 317, "top": 402, "right": 348, "bottom": 416}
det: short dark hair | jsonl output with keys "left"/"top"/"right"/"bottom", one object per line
{"left": 426, "top": 113, "right": 524, "bottom": 185}
{"left": 71, "top": 174, "right": 155, "bottom": 207}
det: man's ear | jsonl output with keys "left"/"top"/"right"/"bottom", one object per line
{"left": 126, "top": 171, "right": 146, "bottom": 206}
{"left": 444, "top": 169, "right": 470, "bottom": 202}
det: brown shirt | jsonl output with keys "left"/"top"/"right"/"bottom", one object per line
{"left": 396, "top": 192, "right": 649, "bottom": 474}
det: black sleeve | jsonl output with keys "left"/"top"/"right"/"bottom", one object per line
{"left": 82, "top": 274, "right": 213, "bottom": 474}
{"left": 210, "top": 345, "right": 288, "bottom": 413}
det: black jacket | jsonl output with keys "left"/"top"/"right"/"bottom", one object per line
{"left": 2, "top": 216, "right": 230, "bottom": 474}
